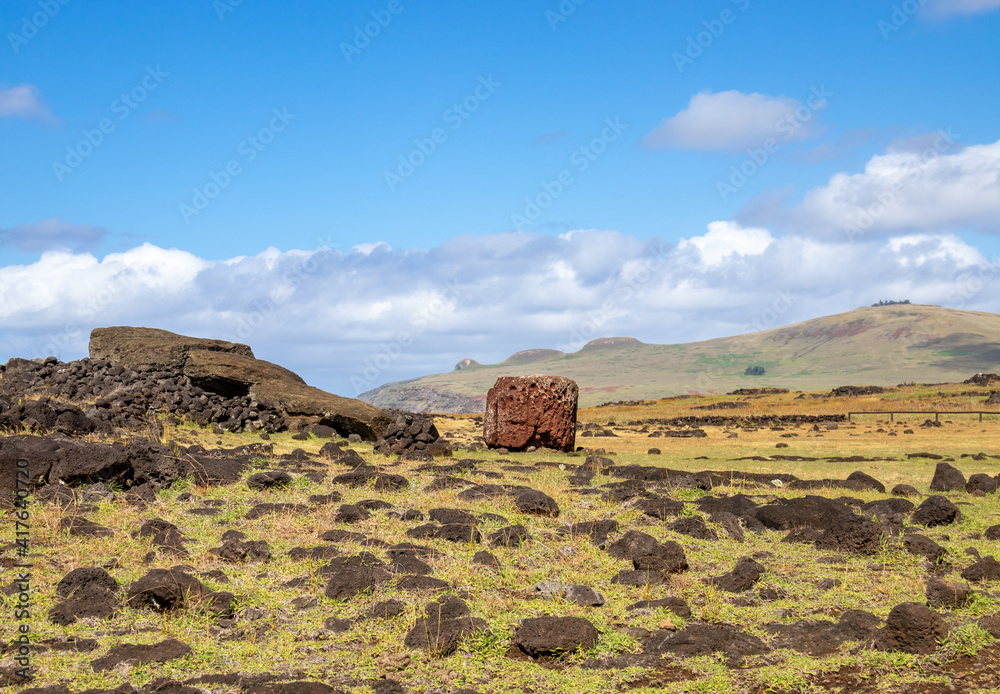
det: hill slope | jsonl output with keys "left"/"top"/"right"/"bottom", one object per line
{"left": 359, "top": 304, "right": 1000, "bottom": 412}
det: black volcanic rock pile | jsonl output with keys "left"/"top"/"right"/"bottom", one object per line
{"left": 1, "top": 356, "right": 285, "bottom": 434}
{"left": 1, "top": 356, "right": 443, "bottom": 455}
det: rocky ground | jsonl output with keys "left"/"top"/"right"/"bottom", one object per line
{"left": 1, "top": 375, "right": 1000, "bottom": 693}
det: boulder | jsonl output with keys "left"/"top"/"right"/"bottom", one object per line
{"left": 874, "top": 602, "right": 948, "bottom": 654}
{"left": 515, "top": 616, "right": 598, "bottom": 657}
{"left": 88, "top": 327, "right": 392, "bottom": 440}
{"left": 89, "top": 326, "right": 252, "bottom": 372}
{"left": 929, "top": 462, "right": 966, "bottom": 492}
{"left": 483, "top": 375, "right": 578, "bottom": 452}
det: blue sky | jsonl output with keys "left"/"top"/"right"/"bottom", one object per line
{"left": 3, "top": 0, "right": 1000, "bottom": 396}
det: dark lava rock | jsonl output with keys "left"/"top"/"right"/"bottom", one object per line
{"left": 323, "top": 554, "right": 391, "bottom": 600}
{"left": 755, "top": 495, "right": 851, "bottom": 531}
{"left": 926, "top": 577, "right": 971, "bottom": 608}
{"left": 707, "top": 557, "right": 764, "bottom": 593}
{"left": 782, "top": 528, "right": 823, "bottom": 544}
{"left": 695, "top": 493, "right": 758, "bottom": 517}
{"left": 966, "top": 473, "right": 998, "bottom": 495}
{"left": 559, "top": 519, "right": 618, "bottom": 548}
{"left": 472, "top": 551, "right": 501, "bottom": 570}
{"left": 766, "top": 610, "right": 880, "bottom": 656}
{"left": 961, "top": 556, "right": 1000, "bottom": 582}
{"left": 428, "top": 508, "right": 476, "bottom": 525}
{"left": 903, "top": 534, "right": 946, "bottom": 563}
{"left": 49, "top": 581, "right": 119, "bottom": 625}
{"left": 323, "top": 618, "right": 352, "bottom": 633}
{"left": 126, "top": 568, "right": 208, "bottom": 611}
{"left": 209, "top": 539, "right": 271, "bottom": 563}
{"left": 644, "top": 623, "right": 769, "bottom": 660}
{"left": 55, "top": 567, "right": 119, "bottom": 598}
{"left": 488, "top": 525, "right": 529, "bottom": 547}
{"left": 513, "top": 488, "right": 560, "bottom": 517}
{"left": 607, "top": 530, "right": 660, "bottom": 561}
{"left": 892, "top": 484, "right": 920, "bottom": 497}
{"left": 407, "top": 523, "right": 482, "bottom": 543}
{"left": 862, "top": 498, "right": 915, "bottom": 517}
{"left": 846, "top": 470, "right": 886, "bottom": 493}
{"left": 331, "top": 467, "right": 409, "bottom": 492}
{"left": 874, "top": 602, "right": 948, "bottom": 654}
{"left": 247, "top": 683, "right": 344, "bottom": 694}
{"left": 929, "top": 463, "right": 966, "bottom": 492}
{"left": 90, "top": 638, "right": 192, "bottom": 671}
{"left": 911, "top": 496, "right": 961, "bottom": 527}
{"left": 669, "top": 516, "right": 718, "bottom": 540}
{"left": 515, "top": 616, "right": 598, "bottom": 657}
{"left": 532, "top": 581, "right": 605, "bottom": 607}
{"left": 245, "top": 502, "right": 309, "bottom": 520}
{"left": 246, "top": 470, "right": 293, "bottom": 490}
{"left": 635, "top": 497, "right": 684, "bottom": 519}
{"left": 396, "top": 575, "right": 449, "bottom": 592}
{"left": 626, "top": 597, "right": 691, "bottom": 619}
{"left": 335, "top": 504, "right": 370, "bottom": 524}
{"left": 979, "top": 613, "right": 1000, "bottom": 638}
{"left": 404, "top": 596, "right": 487, "bottom": 655}
{"left": 387, "top": 554, "right": 432, "bottom": 575}
{"left": 364, "top": 599, "right": 406, "bottom": 621}
{"left": 709, "top": 512, "right": 746, "bottom": 542}
{"left": 632, "top": 541, "right": 689, "bottom": 574}
{"left": 986, "top": 525, "right": 1000, "bottom": 541}
{"left": 815, "top": 514, "right": 884, "bottom": 555}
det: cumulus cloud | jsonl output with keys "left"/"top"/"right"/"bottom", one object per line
{"left": 746, "top": 134, "right": 1000, "bottom": 240}
{"left": 0, "top": 218, "right": 108, "bottom": 253}
{"left": 678, "top": 221, "right": 774, "bottom": 267}
{"left": 641, "top": 89, "right": 827, "bottom": 152}
{"left": 1, "top": 229, "right": 996, "bottom": 398}
{"left": 0, "top": 84, "right": 58, "bottom": 124}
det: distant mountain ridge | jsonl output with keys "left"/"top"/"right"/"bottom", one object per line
{"left": 358, "top": 304, "right": 1000, "bottom": 413}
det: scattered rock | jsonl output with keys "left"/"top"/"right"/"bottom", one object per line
{"left": 515, "top": 616, "right": 598, "bottom": 657}
{"left": 874, "top": 602, "right": 948, "bottom": 654}
{"left": 929, "top": 463, "right": 967, "bottom": 492}
{"left": 911, "top": 496, "right": 961, "bottom": 527}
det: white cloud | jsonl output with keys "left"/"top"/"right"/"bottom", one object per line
{"left": 641, "top": 89, "right": 826, "bottom": 152}
{"left": 3, "top": 229, "right": 997, "bottom": 399}
{"left": 0, "top": 84, "right": 58, "bottom": 124}
{"left": 771, "top": 135, "right": 1000, "bottom": 239}
{"left": 679, "top": 221, "right": 774, "bottom": 267}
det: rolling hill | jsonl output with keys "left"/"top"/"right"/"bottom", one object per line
{"left": 358, "top": 304, "right": 1000, "bottom": 412}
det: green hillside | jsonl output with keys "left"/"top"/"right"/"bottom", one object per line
{"left": 359, "top": 304, "right": 1000, "bottom": 412}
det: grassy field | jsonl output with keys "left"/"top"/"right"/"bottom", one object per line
{"left": 2, "top": 383, "right": 1000, "bottom": 693}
